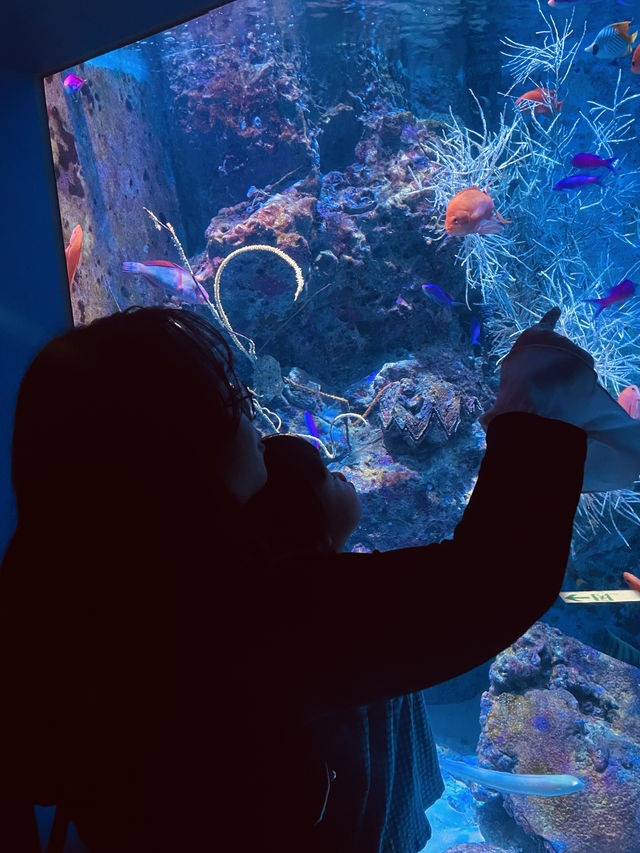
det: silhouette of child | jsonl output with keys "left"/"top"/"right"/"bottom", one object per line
{"left": 249, "top": 433, "right": 442, "bottom": 853}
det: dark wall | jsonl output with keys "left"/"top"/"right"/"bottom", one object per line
{"left": 0, "top": 72, "right": 70, "bottom": 553}
{"left": 1, "top": 1, "right": 229, "bottom": 75}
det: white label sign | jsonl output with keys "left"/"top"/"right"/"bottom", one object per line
{"left": 560, "top": 590, "right": 640, "bottom": 604}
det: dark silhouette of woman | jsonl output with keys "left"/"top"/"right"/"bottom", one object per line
{"left": 0, "top": 306, "right": 587, "bottom": 853}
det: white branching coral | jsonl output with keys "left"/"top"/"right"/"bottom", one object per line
{"left": 574, "top": 488, "right": 640, "bottom": 548}
{"left": 428, "top": 4, "right": 640, "bottom": 539}
{"left": 429, "top": 95, "right": 530, "bottom": 232}
{"left": 501, "top": 3, "right": 583, "bottom": 92}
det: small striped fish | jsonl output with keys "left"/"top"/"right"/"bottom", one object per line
{"left": 585, "top": 21, "right": 637, "bottom": 60}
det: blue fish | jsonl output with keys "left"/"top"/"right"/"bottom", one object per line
{"left": 552, "top": 174, "right": 604, "bottom": 191}
{"left": 421, "top": 283, "right": 464, "bottom": 307}
{"left": 304, "top": 410, "right": 320, "bottom": 448}
{"left": 470, "top": 317, "right": 481, "bottom": 347}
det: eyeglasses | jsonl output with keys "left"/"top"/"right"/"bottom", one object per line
{"left": 232, "top": 383, "right": 257, "bottom": 421}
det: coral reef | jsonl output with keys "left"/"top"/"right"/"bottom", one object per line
{"left": 262, "top": 352, "right": 487, "bottom": 551}
{"left": 475, "top": 621, "right": 640, "bottom": 853}
{"left": 191, "top": 103, "right": 467, "bottom": 389}
{"left": 163, "top": 16, "right": 314, "bottom": 248}
{"left": 203, "top": 187, "right": 316, "bottom": 267}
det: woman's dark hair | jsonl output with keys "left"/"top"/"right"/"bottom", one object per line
{"left": 11, "top": 306, "right": 248, "bottom": 533}
{"left": 249, "top": 434, "right": 331, "bottom": 555}
{"left": 0, "top": 307, "right": 254, "bottom": 806}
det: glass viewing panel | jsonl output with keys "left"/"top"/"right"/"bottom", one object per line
{"left": 45, "top": 1, "right": 640, "bottom": 850}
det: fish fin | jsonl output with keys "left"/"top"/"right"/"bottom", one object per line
{"left": 194, "top": 281, "right": 209, "bottom": 304}
{"left": 144, "top": 260, "right": 185, "bottom": 269}
{"left": 437, "top": 234, "right": 456, "bottom": 251}
{"left": 612, "top": 21, "right": 632, "bottom": 36}
{"left": 495, "top": 209, "right": 512, "bottom": 225}
{"left": 585, "top": 299, "right": 604, "bottom": 319}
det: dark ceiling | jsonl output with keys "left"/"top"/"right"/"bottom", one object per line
{"left": 1, "top": 0, "right": 230, "bottom": 76}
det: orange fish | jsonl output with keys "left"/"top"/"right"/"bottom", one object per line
{"left": 65, "top": 224, "right": 83, "bottom": 286}
{"left": 632, "top": 43, "right": 640, "bottom": 72}
{"left": 617, "top": 384, "right": 640, "bottom": 419}
{"left": 445, "top": 186, "right": 511, "bottom": 237}
{"left": 515, "top": 88, "right": 563, "bottom": 117}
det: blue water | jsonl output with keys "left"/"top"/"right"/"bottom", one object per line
{"left": 46, "top": 1, "right": 640, "bottom": 850}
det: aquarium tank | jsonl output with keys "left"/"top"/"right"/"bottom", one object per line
{"left": 45, "top": 0, "right": 640, "bottom": 850}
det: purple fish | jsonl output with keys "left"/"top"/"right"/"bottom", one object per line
{"left": 421, "top": 283, "right": 464, "bottom": 307}
{"left": 470, "top": 317, "right": 481, "bottom": 347}
{"left": 571, "top": 153, "right": 617, "bottom": 173}
{"left": 586, "top": 279, "right": 636, "bottom": 319}
{"left": 552, "top": 174, "right": 604, "bottom": 191}
{"left": 63, "top": 73, "right": 85, "bottom": 92}
{"left": 304, "top": 410, "right": 320, "bottom": 448}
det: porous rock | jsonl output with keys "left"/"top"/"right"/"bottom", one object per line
{"left": 476, "top": 622, "right": 640, "bottom": 853}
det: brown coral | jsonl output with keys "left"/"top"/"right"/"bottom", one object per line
{"left": 205, "top": 189, "right": 316, "bottom": 269}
